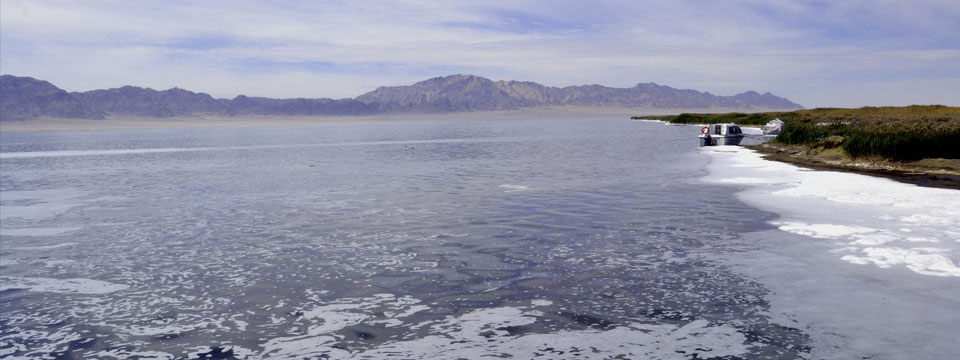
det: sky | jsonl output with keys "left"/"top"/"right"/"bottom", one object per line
{"left": 1, "top": 0, "right": 958, "bottom": 107}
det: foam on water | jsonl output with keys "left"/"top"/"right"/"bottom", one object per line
{"left": 6, "top": 242, "right": 78, "bottom": 250}
{"left": 0, "top": 276, "right": 129, "bottom": 294}
{"left": 0, "top": 137, "right": 532, "bottom": 159}
{"left": 498, "top": 184, "right": 529, "bottom": 192}
{"left": 0, "top": 120, "right": 811, "bottom": 358}
{"left": 258, "top": 296, "right": 751, "bottom": 359}
{"left": 0, "top": 188, "right": 89, "bottom": 222}
{"left": 702, "top": 147, "right": 960, "bottom": 277}
{"left": 0, "top": 227, "right": 83, "bottom": 237}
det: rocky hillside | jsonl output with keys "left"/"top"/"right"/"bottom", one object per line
{"left": 358, "top": 75, "right": 803, "bottom": 112}
{"left": 355, "top": 75, "right": 526, "bottom": 112}
{"left": 1, "top": 74, "right": 803, "bottom": 121}
{"left": 0, "top": 75, "right": 104, "bottom": 121}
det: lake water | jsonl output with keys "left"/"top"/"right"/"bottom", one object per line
{"left": 1, "top": 117, "right": 957, "bottom": 359}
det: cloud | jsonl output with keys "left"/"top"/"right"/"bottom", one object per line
{"left": 1, "top": 0, "right": 957, "bottom": 106}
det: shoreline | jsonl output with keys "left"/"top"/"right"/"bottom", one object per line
{"left": 701, "top": 146, "right": 960, "bottom": 358}
{"left": 649, "top": 115, "right": 960, "bottom": 190}
{"left": 747, "top": 142, "right": 960, "bottom": 190}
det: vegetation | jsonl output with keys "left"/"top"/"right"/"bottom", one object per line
{"left": 633, "top": 105, "right": 960, "bottom": 160}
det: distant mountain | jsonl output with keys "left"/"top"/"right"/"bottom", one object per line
{"left": 356, "top": 75, "right": 526, "bottom": 112}
{"left": 0, "top": 75, "right": 104, "bottom": 121}
{"left": 74, "top": 86, "right": 224, "bottom": 117}
{"left": 0, "top": 74, "right": 803, "bottom": 121}
{"left": 358, "top": 75, "right": 803, "bottom": 111}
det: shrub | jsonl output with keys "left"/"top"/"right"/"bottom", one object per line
{"left": 843, "top": 130, "right": 960, "bottom": 160}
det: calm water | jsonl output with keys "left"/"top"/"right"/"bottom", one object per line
{"left": 1, "top": 118, "right": 806, "bottom": 358}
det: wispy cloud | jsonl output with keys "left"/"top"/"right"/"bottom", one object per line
{"left": 1, "top": 0, "right": 957, "bottom": 106}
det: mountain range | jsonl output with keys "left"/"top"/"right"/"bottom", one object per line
{"left": 0, "top": 74, "right": 803, "bottom": 121}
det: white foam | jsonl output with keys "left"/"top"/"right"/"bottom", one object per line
{"left": 840, "top": 247, "right": 959, "bottom": 276}
{"left": 260, "top": 293, "right": 424, "bottom": 358}
{"left": 0, "top": 188, "right": 84, "bottom": 202}
{"left": 0, "top": 188, "right": 88, "bottom": 220}
{"left": 499, "top": 184, "right": 529, "bottom": 192}
{"left": 0, "top": 227, "right": 82, "bottom": 237}
{"left": 531, "top": 299, "right": 553, "bottom": 306}
{"left": 257, "top": 296, "right": 750, "bottom": 359}
{"left": 0, "top": 327, "right": 84, "bottom": 360}
{"left": 41, "top": 259, "right": 76, "bottom": 266}
{"left": 0, "top": 137, "right": 530, "bottom": 159}
{"left": 125, "top": 323, "right": 206, "bottom": 337}
{"left": 0, "top": 204, "right": 82, "bottom": 221}
{"left": 0, "top": 147, "right": 217, "bottom": 159}
{"left": 0, "top": 276, "right": 129, "bottom": 294}
{"left": 7, "top": 242, "right": 78, "bottom": 250}
{"left": 702, "top": 147, "right": 960, "bottom": 277}
{"left": 92, "top": 349, "right": 176, "bottom": 359}
{"left": 774, "top": 222, "right": 877, "bottom": 239}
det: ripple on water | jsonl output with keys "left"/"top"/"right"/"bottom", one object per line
{"left": 0, "top": 120, "right": 815, "bottom": 358}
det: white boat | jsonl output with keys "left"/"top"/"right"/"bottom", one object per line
{"left": 698, "top": 123, "right": 744, "bottom": 146}
{"left": 762, "top": 118, "right": 784, "bottom": 135}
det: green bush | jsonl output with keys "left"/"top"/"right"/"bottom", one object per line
{"left": 776, "top": 122, "right": 820, "bottom": 144}
{"left": 843, "top": 130, "right": 960, "bottom": 160}
{"left": 776, "top": 124, "right": 960, "bottom": 160}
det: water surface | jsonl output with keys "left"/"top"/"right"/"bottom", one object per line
{"left": 3, "top": 118, "right": 810, "bottom": 358}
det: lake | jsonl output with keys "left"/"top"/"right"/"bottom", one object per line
{"left": 1, "top": 117, "right": 957, "bottom": 359}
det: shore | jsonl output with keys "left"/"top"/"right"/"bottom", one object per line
{"left": 702, "top": 146, "right": 960, "bottom": 358}
{"left": 748, "top": 142, "right": 960, "bottom": 189}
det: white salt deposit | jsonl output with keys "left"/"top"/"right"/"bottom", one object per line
{"left": 702, "top": 146, "right": 960, "bottom": 359}
{"left": 702, "top": 147, "right": 960, "bottom": 277}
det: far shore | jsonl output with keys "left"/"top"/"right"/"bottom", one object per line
{"left": 0, "top": 106, "right": 794, "bottom": 133}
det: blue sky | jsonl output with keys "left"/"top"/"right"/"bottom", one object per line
{"left": 1, "top": 0, "right": 958, "bottom": 107}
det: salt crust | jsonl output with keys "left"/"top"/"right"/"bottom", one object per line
{"left": 702, "top": 146, "right": 960, "bottom": 277}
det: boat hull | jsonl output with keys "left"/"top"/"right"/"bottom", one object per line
{"left": 699, "top": 135, "right": 743, "bottom": 146}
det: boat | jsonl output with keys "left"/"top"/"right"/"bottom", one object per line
{"left": 762, "top": 118, "right": 784, "bottom": 135}
{"left": 698, "top": 123, "right": 744, "bottom": 146}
